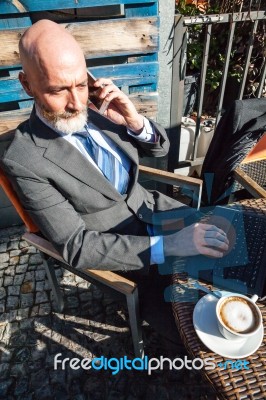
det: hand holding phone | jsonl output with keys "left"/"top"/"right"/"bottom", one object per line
{"left": 87, "top": 71, "right": 110, "bottom": 114}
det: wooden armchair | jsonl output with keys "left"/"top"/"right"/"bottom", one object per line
{"left": 0, "top": 163, "right": 202, "bottom": 358}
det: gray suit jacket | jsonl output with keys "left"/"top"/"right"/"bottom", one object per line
{"left": 1, "top": 108, "right": 185, "bottom": 272}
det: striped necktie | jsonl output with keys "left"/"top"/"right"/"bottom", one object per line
{"left": 74, "top": 133, "right": 130, "bottom": 194}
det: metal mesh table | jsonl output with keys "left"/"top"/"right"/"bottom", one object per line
{"left": 172, "top": 198, "right": 266, "bottom": 400}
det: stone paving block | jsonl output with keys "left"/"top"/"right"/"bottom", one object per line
{"left": 14, "top": 274, "right": 25, "bottom": 286}
{"left": 0, "top": 253, "right": 9, "bottom": 264}
{"left": 0, "top": 379, "right": 13, "bottom": 397}
{"left": 7, "top": 240, "right": 20, "bottom": 251}
{"left": 0, "top": 242, "right": 7, "bottom": 252}
{"left": 10, "top": 249, "right": 21, "bottom": 257}
{"left": 24, "top": 271, "right": 35, "bottom": 282}
{"left": 44, "top": 280, "right": 52, "bottom": 290}
{"left": 0, "top": 287, "right": 6, "bottom": 300}
{"left": 36, "top": 281, "right": 45, "bottom": 291}
{"left": 36, "top": 264, "right": 45, "bottom": 271}
{"left": 16, "top": 264, "right": 28, "bottom": 274}
{"left": 28, "top": 264, "right": 38, "bottom": 271}
{"left": 30, "top": 306, "right": 39, "bottom": 317}
{"left": 0, "top": 269, "right": 4, "bottom": 277}
{"left": 36, "top": 292, "right": 49, "bottom": 304}
{"left": 16, "top": 308, "right": 29, "bottom": 321}
{"left": 14, "top": 347, "right": 31, "bottom": 364}
{"left": 19, "top": 318, "right": 34, "bottom": 330}
{"left": 79, "top": 292, "right": 92, "bottom": 303}
{"left": 21, "top": 281, "right": 35, "bottom": 294}
{"left": 19, "top": 255, "right": 29, "bottom": 265}
{"left": 55, "top": 268, "right": 63, "bottom": 277}
{"left": 8, "top": 286, "right": 20, "bottom": 296}
{"left": 39, "top": 303, "right": 51, "bottom": 316}
{"left": 10, "top": 363, "right": 28, "bottom": 378}
{"left": 64, "top": 286, "right": 78, "bottom": 296}
{"left": 8, "top": 320, "right": 20, "bottom": 336}
{"left": 35, "top": 270, "right": 46, "bottom": 281}
{"left": 4, "top": 276, "right": 13, "bottom": 286}
{"left": 66, "top": 296, "right": 79, "bottom": 309}
{"left": 61, "top": 276, "right": 75, "bottom": 285}
{"left": 14, "top": 377, "right": 28, "bottom": 396}
{"left": 92, "top": 288, "right": 103, "bottom": 300}
{"left": 0, "top": 312, "right": 8, "bottom": 325}
{"left": 29, "top": 253, "right": 43, "bottom": 265}
{"left": 77, "top": 281, "right": 90, "bottom": 289}
{"left": 19, "top": 240, "right": 30, "bottom": 249}
{"left": 0, "top": 302, "right": 5, "bottom": 314}
{"left": 0, "top": 349, "right": 12, "bottom": 363}
{"left": 20, "top": 293, "right": 34, "bottom": 309}
{"left": 9, "top": 256, "right": 20, "bottom": 266}
{"left": 26, "top": 247, "right": 38, "bottom": 254}
{"left": 4, "top": 266, "right": 16, "bottom": 276}
{"left": 6, "top": 296, "right": 19, "bottom": 311}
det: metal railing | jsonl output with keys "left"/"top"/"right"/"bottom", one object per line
{"left": 169, "top": 11, "right": 266, "bottom": 172}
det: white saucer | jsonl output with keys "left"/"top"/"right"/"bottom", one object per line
{"left": 193, "top": 291, "right": 264, "bottom": 358}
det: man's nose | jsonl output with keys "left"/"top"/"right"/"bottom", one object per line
{"left": 67, "top": 90, "right": 84, "bottom": 111}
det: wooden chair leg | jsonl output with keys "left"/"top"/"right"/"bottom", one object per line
{"left": 126, "top": 288, "right": 144, "bottom": 359}
{"left": 40, "top": 252, "right": 64, "bottom": 313}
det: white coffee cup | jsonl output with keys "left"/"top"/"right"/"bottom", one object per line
{"left": 216, "top": 293, "right": 263, "bottom": 340}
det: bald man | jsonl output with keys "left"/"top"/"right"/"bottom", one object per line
{"left": 1, "top": 20, "right": 228, "bottom": 341}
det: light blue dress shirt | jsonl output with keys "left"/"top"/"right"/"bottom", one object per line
{"left": 36, "top": 107, "right": 165, "bottom": 265}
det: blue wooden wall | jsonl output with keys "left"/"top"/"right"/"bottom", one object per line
{"left": 0, "top": 0, "right": 160, "bottom": 228}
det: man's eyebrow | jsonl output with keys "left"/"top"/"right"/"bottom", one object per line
{"left": 47, "top": 85, "right": 67, "bottom": 91}
{"left": 47, "top": 79, "right": 88, "bottom": 91}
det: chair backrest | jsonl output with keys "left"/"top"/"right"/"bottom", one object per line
{"left": 0, "top": 166, "right": 39, "bottom": 232}
{"left": 242, "top": 133, "right": 266, "bottom": 164}
{"left": 0, "top": 0, "right": 160, "bottom": 228}
{"left": 201, "top": 98, "right": 266, "bottom": 205}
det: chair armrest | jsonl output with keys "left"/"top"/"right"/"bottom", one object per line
{"left": 234, "top": 167, "right": 266, "bottom": 198}
{"left": 22, "top": 232, "right": 137, "bottom": 296}
{"left": 139, "top": 165, "right": 202, "bottom": 209}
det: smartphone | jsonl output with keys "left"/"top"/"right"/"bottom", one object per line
{"left": 87, "top": 71, "right": 110, "bottom": 114}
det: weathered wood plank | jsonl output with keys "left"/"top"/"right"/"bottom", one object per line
{"left": 0, "top": 17, "right": 159, "bottom": 67}
{"left": 0, "top": 17, "right": 31, "bottom": 29}
{"left": 0, "top": 62, "right": 158, "bottom": 103}
{"left": 125, "top": 2, "right": 158, "bottom": 18}
{"left": 0, "top": 0, "right": 157, "bottom": 14}
{"left": 0, "top": 92, "right": 158, "bottom": 136}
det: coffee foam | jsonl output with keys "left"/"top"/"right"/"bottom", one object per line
{"left": 219, "top": 296, "right": 259, "bottom": 333}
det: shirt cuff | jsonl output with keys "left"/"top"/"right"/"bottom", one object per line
{"left": 150, "top": 235, "right": 165, "bottom": 265}
{"left": 127, "top": 117, "right": 158, "bottom": 143}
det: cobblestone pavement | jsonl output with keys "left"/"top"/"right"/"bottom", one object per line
{"left": 0, "top": 226, "right": 217, "bottom": 400}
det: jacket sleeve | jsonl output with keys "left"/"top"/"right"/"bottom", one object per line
{"left": 132, "top": 118, "right": 170, "bottom": 158}
{"left": 1, "top": 159, "right": 151, "bottom": 273}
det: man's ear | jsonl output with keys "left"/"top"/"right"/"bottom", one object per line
{"left": 19, "top": 71, "right": 33, "bottom": 96}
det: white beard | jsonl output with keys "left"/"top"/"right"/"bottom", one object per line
{"left": 52, "top": 109, "right": 87, "bottom": 135}
{"left": 36, "top": 103, "right": 88, "bottom": 135}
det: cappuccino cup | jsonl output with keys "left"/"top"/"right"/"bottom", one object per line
{"left": 216, "top": 293, "right": 262, "bottom": 340}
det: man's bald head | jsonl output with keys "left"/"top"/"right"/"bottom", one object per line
{"left": 19, "top": 19, "right": 86, "bottom": 78}
{"left": 18, "top": 20, "right": 89, "bottom": 135}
